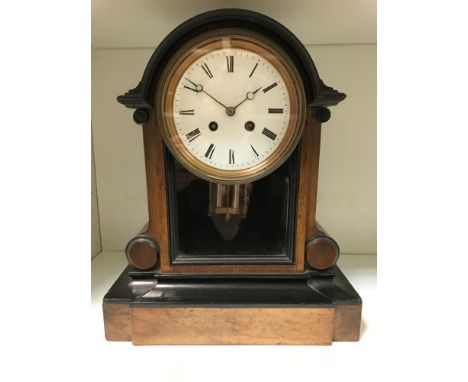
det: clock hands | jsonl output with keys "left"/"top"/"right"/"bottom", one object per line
{"left": 183, "top": 77, "right": 202, "bottom": 92}
{"left": 184, "top": 79, "right": 263, "bottom": 117}
{"left": 233, "top": 87, "right": 263, "bottom": 110}
{"left": 185, "top": 78, "right": 230, "bottom": 112}
{"left": 203, "top": 90, "right": 230, "bottom": 111}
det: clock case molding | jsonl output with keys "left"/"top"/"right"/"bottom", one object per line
{"left": 104, "top": 9, "right": 362, "bottom": 345}
{"left": 117, "top": 8, "right": 345, "bottom": 114}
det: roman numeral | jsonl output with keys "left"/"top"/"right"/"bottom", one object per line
{"left": 179, "top": 109, "right": 194, "bottom": 115}
{"left": 268, "top": 108, "right": 284, "bottom": 114}
{"left": 201, "top": 63, "right": 213, "bottom": 79}
{"left": 250, "top": 145, "right": 259, "bottom": 157}
{"left": 249, "top": 62, "right": 258, "bottom": 78}
{"left": 226, "top": 55, "right": 234, "bottom": 72}
{"left": 262, "top": 128, "right": 277, "bottom": 141}
{"left": 229, "top": 149, "right": 235, "bottom": 164}
{"left": 205, "top": 143, "right": 215, "bottom": 159}
{"left": 185, "top": 128, "right": 201, "bottom": 142}
{"left": 263, "top": 82, "right": 278, "bottom": 93}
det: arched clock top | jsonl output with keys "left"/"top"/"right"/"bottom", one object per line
{"left": 117, "top": 8, "right": 346, "bottom": 111}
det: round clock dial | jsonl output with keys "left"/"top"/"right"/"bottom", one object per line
{"left": 157, "top": 32, "right": 306, "bottom": 183}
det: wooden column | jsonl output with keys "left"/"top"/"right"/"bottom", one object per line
{"left": 305, "top": 107, "right": 322, "bottom": 237}
{"left": 304, "top": 108, "right": 339, "bottom": 269}
{"left": 137, "top": 112, "right": 169, "bottom": 268}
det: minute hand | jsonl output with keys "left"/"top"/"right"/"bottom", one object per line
{"left": 184, "top": 78, "right": 229, "bottom": 110}
{"left": 233, "top": 87, "right": 262, "bottom": 110}
{"left": 201, "top": 89, "right": 229, "bottom": 110}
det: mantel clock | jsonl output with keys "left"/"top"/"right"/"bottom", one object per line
{"left": 103, "top": 9, "right": 362, "bottom": 345}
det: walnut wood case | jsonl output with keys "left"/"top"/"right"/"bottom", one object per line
{"left": 104, "top": 9, "right": 362, "bottom": 345}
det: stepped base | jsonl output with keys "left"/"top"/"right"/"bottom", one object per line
{"left": 103, "top": 265, "right": 362, "bottom": 345}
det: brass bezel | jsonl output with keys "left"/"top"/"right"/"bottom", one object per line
{"left": 155, "top": 29, "right": 306, "bottom": 184}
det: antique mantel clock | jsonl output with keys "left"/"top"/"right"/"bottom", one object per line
{"left": 103, "top": 9, "right": 362, "bottom": 345}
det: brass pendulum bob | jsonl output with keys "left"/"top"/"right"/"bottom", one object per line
{"left": 208, "top": 183, "right": 251, "bottom": 240}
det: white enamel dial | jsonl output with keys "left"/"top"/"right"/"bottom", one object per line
{"left": 172, "top": 48, "right": 291, "bottom": 170}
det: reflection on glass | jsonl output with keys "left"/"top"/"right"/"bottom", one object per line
{"left": 169, "top": 154, "right": 296, "bottom": 262}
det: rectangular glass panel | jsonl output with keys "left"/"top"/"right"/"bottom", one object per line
{"left": 166, "top": 149, "right": 299, "bottom": 264}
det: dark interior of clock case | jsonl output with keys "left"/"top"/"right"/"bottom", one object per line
{"left": 164, "top": 147, "right": 300, "bottom": 265}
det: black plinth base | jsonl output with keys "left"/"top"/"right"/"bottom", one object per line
{"left": 103, "top": 266, "right": 362, "bottom": 345}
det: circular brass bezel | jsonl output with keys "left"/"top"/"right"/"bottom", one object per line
{"left": 155, "top": 29, "right": 306, "bottom": 184}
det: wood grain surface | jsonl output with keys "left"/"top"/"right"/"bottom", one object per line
{"left": 305, "top": 108, "right": 322, "bottom": 238}
{"left": 103, "top": 302, "right": 132, "bottom": 341}
{"left": 131, "top": 307, "right": 334, "bottom": 345}
{"left": 137, "top": 106, "right": 325, "bottom": 274}
{"left": 150, "top": 109, "right": 316, "bottom": 274}
{"left": 333, "top": 304, "right": 362, "bottom": 341}
{"left": 138, "top": 112, "right": 170, "bottom": 269}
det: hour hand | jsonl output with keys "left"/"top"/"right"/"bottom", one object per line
{"left": 184, "top": 78, "right": 203, "bottom": 92}
{"left": 233, "top": 87, "right": 262, "bottom": 109}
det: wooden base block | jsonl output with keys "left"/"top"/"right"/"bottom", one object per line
{"left": 103, "top": 266, "right": 362, "bottom": 345}
{"left": 103, "top": 302, "right": 131, "bottom": 341}
{"left": 131, "top": 307, "right": 334, "bottom": 345}
{"left": 333, "top": 304, "right": 362, "bottom": 341}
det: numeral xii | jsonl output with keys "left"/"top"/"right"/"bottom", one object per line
{"left": 226, "top": 55, "right": 234, "bottom": 72}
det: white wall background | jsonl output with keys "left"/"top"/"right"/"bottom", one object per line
{"left": 91, "top": 0, "right": 376, "bottom": 255}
